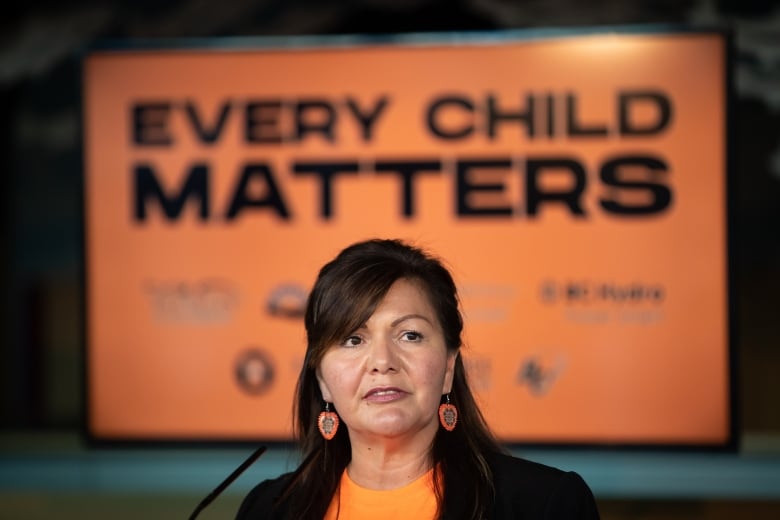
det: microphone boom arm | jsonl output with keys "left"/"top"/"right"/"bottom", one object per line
{"left": 188, "top": 446, "right": 268, "bottom": 520}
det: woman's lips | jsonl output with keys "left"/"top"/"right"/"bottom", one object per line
{"left": 363, "top": 387, "right": 407, "bottom": 402}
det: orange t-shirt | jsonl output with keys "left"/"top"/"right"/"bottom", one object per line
{"left": 323, "top": 468, "right": 438, "bottom": 520}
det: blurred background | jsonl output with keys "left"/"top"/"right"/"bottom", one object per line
{"left": 1, "top": 0, "right": 779, "bottom": 518}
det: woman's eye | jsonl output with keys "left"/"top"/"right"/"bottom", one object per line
{"left": 401, "top": 331, "right": 423, "bottom": 342}
{"left": 342, "top": 335, "right": 362, "bottom": 347}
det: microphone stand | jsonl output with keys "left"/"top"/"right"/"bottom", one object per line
{"left": 188, "top": 446, "right": 267, "bottom": 520}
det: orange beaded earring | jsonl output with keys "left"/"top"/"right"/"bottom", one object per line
{"left": 318, "top": 402, "right": 339, "bottom": 440}
{"left": 438, "top": 394, "right": 458, "bottom": 431}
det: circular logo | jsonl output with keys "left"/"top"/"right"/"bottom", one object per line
{"left": 235, "top": 348, "right": 275, "bottom": 395}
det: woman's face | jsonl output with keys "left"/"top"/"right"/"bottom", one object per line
{"left": 316, "top": 278, "right": 458, "bottom": 444}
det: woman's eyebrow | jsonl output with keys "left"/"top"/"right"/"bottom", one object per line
{"left": 390, "top": 314, "right": 433, "bottom": 327}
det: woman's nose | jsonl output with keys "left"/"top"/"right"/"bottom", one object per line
{"left": 368, "top": 336, "right": 398, "bottom": 373}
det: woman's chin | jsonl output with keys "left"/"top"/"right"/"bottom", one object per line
{"left": 355, "top": 416, "right": 437, "bottom": 441}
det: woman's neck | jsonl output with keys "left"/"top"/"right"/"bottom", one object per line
{"left": 346, "top": 434, "right": 435, "bottom": 490}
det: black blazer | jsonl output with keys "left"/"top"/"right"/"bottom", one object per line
{"left": 235, "top": 452, "right": 600, "bottom": 519}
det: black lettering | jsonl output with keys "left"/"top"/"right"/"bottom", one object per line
{"left": 566, "top": 94, "right": 608, "bottom": 137}
{"left": 487, "top": 93, "right": 535, "bottom": 139}
{"left": 184, "top": 99, "right": 231, "bottom": 144}
{"left": 525, "top": 158, "right": 587, "bottom": 216}
{"left": 225, "top": 163, "right": 290, "bottom": 220}
{"left": 545, "top": 93, "right": 555, "bottom": 138}
{"left": 245, "top": 101, "right": 283, "bottom": 143}
{"left": 567, "top": 283, "right": 588, "bottom": 301}
{"left": 374, "top": 160, "right": 443, "bottom": 218}
{"left": 295, "top": 99, "right": 336, "bottom": 143}
{"left": 132, "top": 102, "right": 173, "bottom": 146}
{"left": 456, "top": 159, "right": 513, "bottom": 217}
{"left": 619, "top": 91, "right": 672, "bottom": 135}
{"left": 599, "top": 156, "right": 672, "bottom": 215}
{"left": 345, "top": 96, "right": 390, "bottom": 142}
{"left": 426, "top": 96, "right": 474, "bottom": 140}
{"left": 293, "top": 162, "right": 360, "bottom": 218}
{"left": 133, "top": 163, "right": 209, "bottom": 221}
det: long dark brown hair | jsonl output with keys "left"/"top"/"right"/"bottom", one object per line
{"left": 277, "top": 238, "right": 504, "bottom": 519}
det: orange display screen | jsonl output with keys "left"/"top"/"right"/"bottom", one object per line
{"left": 83, "top": 29, "right": 732, "bottom": 445}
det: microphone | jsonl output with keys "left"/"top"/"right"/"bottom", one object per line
{"left": 188, "top": 445, "right": 268, "bottom": 520}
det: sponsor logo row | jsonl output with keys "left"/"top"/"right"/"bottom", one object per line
{"left": 143, "top": 279, "right": 666, "bottom": 323}
{"left": 234, "top": 347, "right": 570, "bottom": 398}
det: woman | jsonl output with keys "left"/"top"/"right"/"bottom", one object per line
{"left": 236, "top": 238, "right": 600, "bottom": 519}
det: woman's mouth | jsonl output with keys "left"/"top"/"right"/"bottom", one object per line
{"left": 364, "top": 387, "right": 407, "bottom": 402}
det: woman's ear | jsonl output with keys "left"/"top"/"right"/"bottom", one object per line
{"left": 442, "top": 349, "right": 459, "bottom": 394}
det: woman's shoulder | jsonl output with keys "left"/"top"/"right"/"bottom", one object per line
{"left": 487, "top": 451, "right": 568, "bottom": 480}
{"left": 486, "top": 452, "right": 600, "bottom": 519}
{"left": 235, "top": 472, "right": 293, "bottom": 520}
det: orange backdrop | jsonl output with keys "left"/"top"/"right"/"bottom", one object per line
{"left": 83, "top": 30, "right": 730, "bottom": 445}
